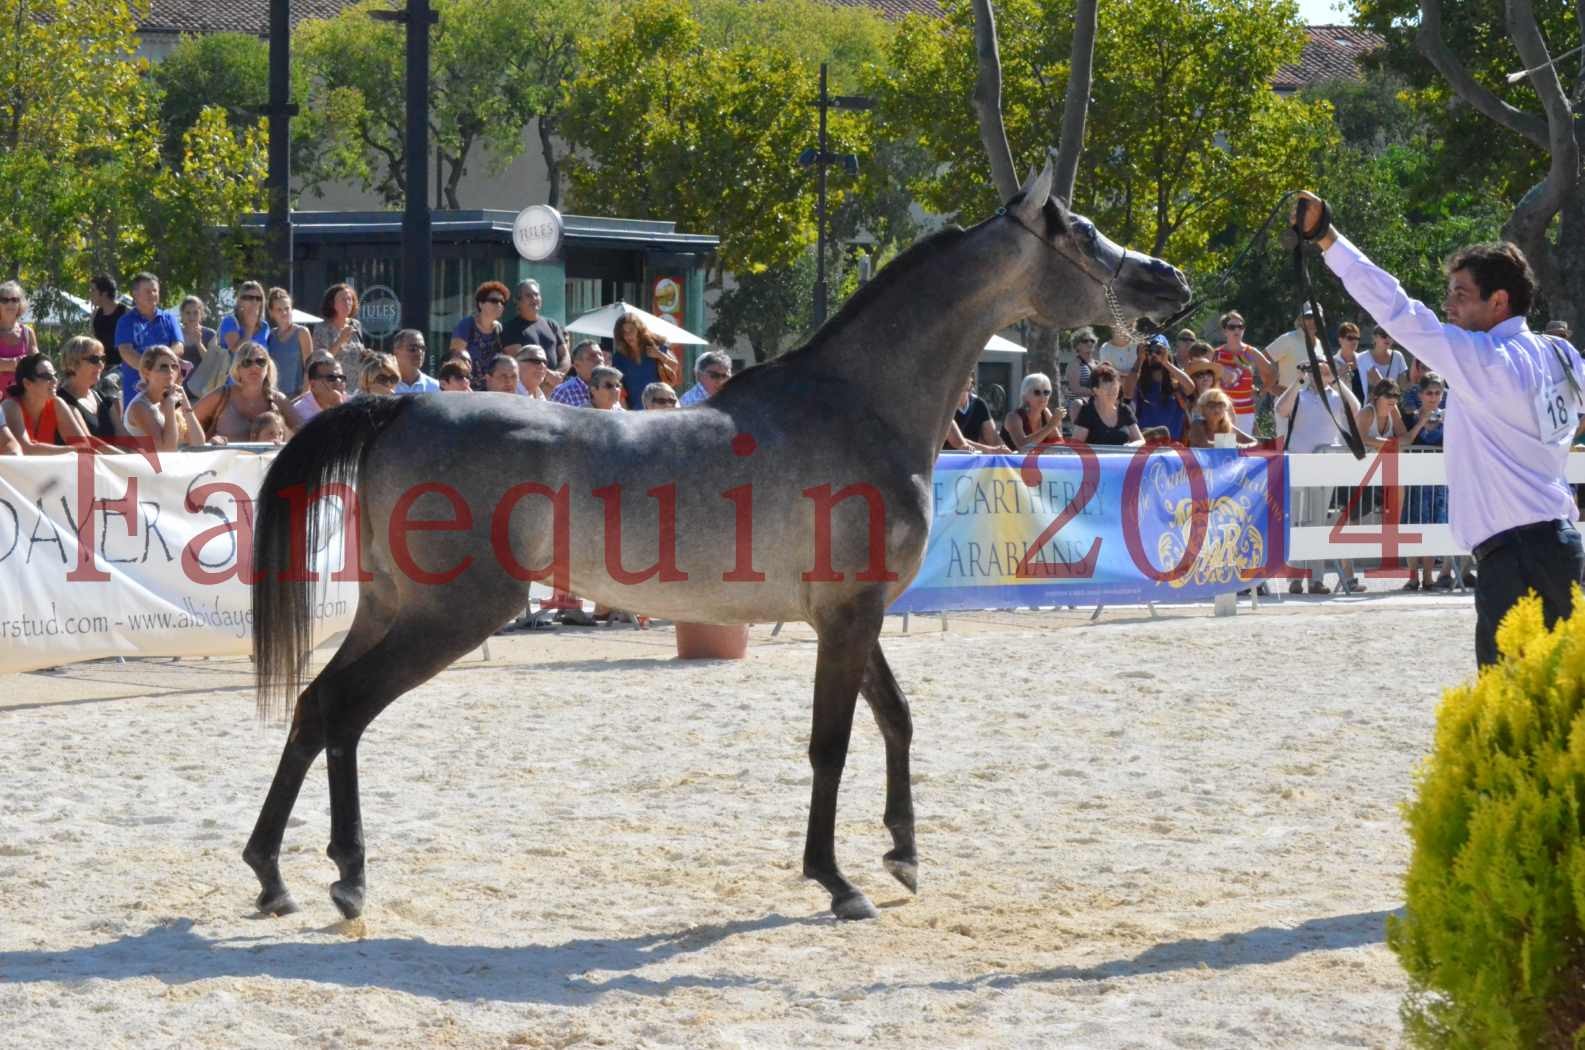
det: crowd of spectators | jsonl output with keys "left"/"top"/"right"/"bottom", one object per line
{"left": 0, "top": 273, "right": 735, "bottom": 458}
{"left": 4, "top": 269, "right": 1579, "bottom": 603}
{"left": 935, "top": 305, "right": 1583, "bottom": 597}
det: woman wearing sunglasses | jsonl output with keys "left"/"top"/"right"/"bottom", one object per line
{"left": 57, "top": 336, "right": 122, "bottom": 441}
{"left": 220, "top": 281, "right": 270, "bottom": 359}
{"left": 1002, "top": 371, "right": 1066, "bottom": 451}
{"left": 3, "top": 352, "right": 96, "bottom": 454}
{"left": 450, "top": 281, "right": 510, "bottom": 388}
{"left": 125, "top": 345, "right": 207, "bottom": 451}
{"left": 355, "top": 352, "right": 402, "bottom": 398}
{"left": 0, "top": 281, "right": 39, "bottom": 401}
{"left": 194, "top": 341, "right": 305, "bottom": 443}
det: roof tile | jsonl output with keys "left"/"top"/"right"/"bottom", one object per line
{"left": 141, "top": 0, "right": 352, "bottom": 35}
{"left": 1273, "top": 25, "right": 1385, "bottom": 91}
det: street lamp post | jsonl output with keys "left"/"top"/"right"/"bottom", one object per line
{"left": 372, "top": 0, "right": 440, "bottom": 337}
{"left": 798, "top": 63, "right": 871, "bottom": 329}
{"left": 264, "top": 0, "right": 297, "bottom": 293}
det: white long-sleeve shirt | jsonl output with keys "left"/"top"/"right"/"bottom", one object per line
{"left": 1323, "top": 233, "right": 1584, "bottom": 550}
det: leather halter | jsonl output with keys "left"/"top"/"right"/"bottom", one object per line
{"left": 999, "top": 205, "right": 1141, "bottom": 340}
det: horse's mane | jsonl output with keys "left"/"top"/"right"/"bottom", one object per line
{"left": 728, "top": 224, "right": 969, "bottom": 383}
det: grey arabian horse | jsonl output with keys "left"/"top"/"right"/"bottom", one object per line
{"left": 246, "top": 161, "right": 1191, "bottom": 922}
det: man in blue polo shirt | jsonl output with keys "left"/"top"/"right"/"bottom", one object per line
{"left": 1295, "top": 191, "right": 1585, "bottom": 667}
{"left": 113, "top": 272, "right": 181, "bottom": 407}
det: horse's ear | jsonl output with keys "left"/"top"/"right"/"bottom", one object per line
{"left": 1009, "top": 160, "right": 1055, "bottom": 227}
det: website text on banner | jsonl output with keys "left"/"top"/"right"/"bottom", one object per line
{"left": 0, "top": 451, "right": 356, "bottom": 674}
{"left": 891, "top": 449, "right": 1284, "bottom": 613}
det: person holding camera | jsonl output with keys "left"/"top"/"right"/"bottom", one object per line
{"left": 1295, "top": 190, "right": 1585, "bottom": 666}
{"left": 1274, "top": 358, "right": 1363, "bottom": 595}
{"left": 1132, "top": 333, "right": 1196, "bottom": 440}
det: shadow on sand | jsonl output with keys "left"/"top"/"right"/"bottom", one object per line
{"left": 0, "top": 911, "right": 817, "bottom": 1004}
{"left": 871, "top": 908, "right": 1399, "bottom": 994}
{"left": 0, "top": 908, "right": 1397, "bottom": 1003}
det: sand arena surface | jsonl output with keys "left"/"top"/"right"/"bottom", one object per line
{"left": 0, "top": 598, "right": 1475, "bottom": 1048}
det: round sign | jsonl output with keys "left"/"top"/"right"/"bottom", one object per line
{"left": 513, "top": 204, "right": 564, "bottom": 262}
{"left": 360, "top": 284, "right": 402, "bottom": 339}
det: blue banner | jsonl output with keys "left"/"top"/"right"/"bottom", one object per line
{"left": 891, "top": 449, "right": 1286, "bottom": 612}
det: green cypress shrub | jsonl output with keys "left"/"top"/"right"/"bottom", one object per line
{"left": 1389, "top": 593, "right": 1585, "bottom": 1048}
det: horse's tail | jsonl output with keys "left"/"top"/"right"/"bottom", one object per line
{"left": 252, "top": 397, "right": 413, "bottom": 723}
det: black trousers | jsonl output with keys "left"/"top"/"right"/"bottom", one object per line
{"left": 1473, "top": 521, "right": 1585, "bottom": 667}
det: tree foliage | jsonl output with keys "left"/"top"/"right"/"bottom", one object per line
{"left": 1351, "top": 0, "right": 1582, "bottom": 324}
{"left": 868, "top": 0, "right": 1334, "bottom": 277}
{"left": 1217, "top": 69, "right": 1506, "bottom": 338}
{"left": 0, "top": 0, "right": 266, "bottom": 306}
{"left": 294, "top": 0, "right": 606, "bottom": 210}
{"left": 560, "top": 0, "right": 886, "bottom": 279}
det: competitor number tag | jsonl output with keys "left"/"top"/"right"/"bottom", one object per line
{"left": 1535, "top": 338, "right": 1585, "bottom": 446}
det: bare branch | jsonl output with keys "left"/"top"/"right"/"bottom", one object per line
{"left": 1052, "top": 0, "right": 1097, "bottom": 203}
{"left": 971, "top": 0, "right": 1019, "bottom": 200}
{"left": 1416, "top": 0, "right": 1548, "bottom": 147}
{"left": 1501, "top": 0, "right": 1581, "bottom": 260}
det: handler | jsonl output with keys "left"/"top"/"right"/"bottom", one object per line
{"left": 1293, "top": 190, "right": 1585, "bottom": 667}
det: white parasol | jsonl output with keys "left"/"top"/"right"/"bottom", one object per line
{"left": 985, "top": 333, "right": 1025, "bottom": 354}
{"left": 565, "top": 300, "right": 709, "bottom": 346}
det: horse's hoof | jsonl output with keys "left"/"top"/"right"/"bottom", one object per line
{"left": 329, "top": 880, "right": 365, "bottom": 920}
{"left": 256, "top": 890, "right": 299, "bottom": 917}
{"left": 832, "top": 890, "right": 879, "bottom": 921}
{"left": 884, "top": 855, "right": 918, "bottom": 894}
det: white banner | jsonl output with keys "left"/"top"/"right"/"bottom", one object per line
{"left": 0, "top": 449, "right": 357, "bottom": 674}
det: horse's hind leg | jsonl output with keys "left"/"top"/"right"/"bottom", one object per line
{"left": 243, "top": 690, "right": 326, "bottom": 916}
{"left": 318, "top": 591, "right": 523, "bottom": 919}
{"left": 244, "top": 589, "right": 394, "bottom": 916}
{"left": 861, "top": 641, "right": 917, "bottom": 894}
{"left": 804, "top": 596, "right": 886, "bottom": 920}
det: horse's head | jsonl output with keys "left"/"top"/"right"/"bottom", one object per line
{"left": 1001, "top": 160, "right": 1192, "bottom": 335}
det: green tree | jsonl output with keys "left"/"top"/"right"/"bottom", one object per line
{"left": 294, "top": 0, "right": 607, "bottom": 210}
{"left": 708, "top": 251, "right": 816, "bottom": 362}
{"left": 1352, "top": 0, "right": 1582, "bottom": 327}
{"left": 869, "top": 0, "right": 1333, "bottom": 286}
{"left": 561, "top": 0, "right": 884, "bottom": 280}
{"left": 691, "top": 0, "right": 891, "bottom": 93}
{"left": 150, "top": 33, "right": 267, "bottom": 159}
{"left": 0, "top": 0, "right": 264, "bottom": 306}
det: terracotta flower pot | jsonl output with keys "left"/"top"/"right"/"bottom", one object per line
{"left": 674, "top": 622, "right": 750, "bottom": 660}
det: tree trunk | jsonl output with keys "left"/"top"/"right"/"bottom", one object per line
{"left": 1543, "top": 187, "right": 1585, "bottom": 331}
{"left": 1024, "top": 324, "right": 1061, "bottom": 393}
{"left": 538, "top": 116, "right": 561, "bottom": 208}
{"left": 443, "top": 148, "right": 466, "bottom": 210}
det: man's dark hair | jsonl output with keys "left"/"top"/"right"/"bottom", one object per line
{"left": 91, "top": 274, "right": 117, "bottom": 298}
{"left": 392, "top": 328, "right": 423, "bottom": 352}
{"left": 130, "top": 271, "right": 159, "bottom": 291}
{"left": 1447, "top": 241, "right": 1535, "bottom": 318}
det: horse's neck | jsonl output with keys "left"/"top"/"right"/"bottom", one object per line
{"left": 801, "top": 227, "right": 1023, "bottom": 445}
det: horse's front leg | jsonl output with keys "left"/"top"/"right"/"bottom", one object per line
{"left": 861, "top": 641, "right": 917, "bottom": 893}
{"left": 805, "top": 602, "right": 886, "bottom": 920}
